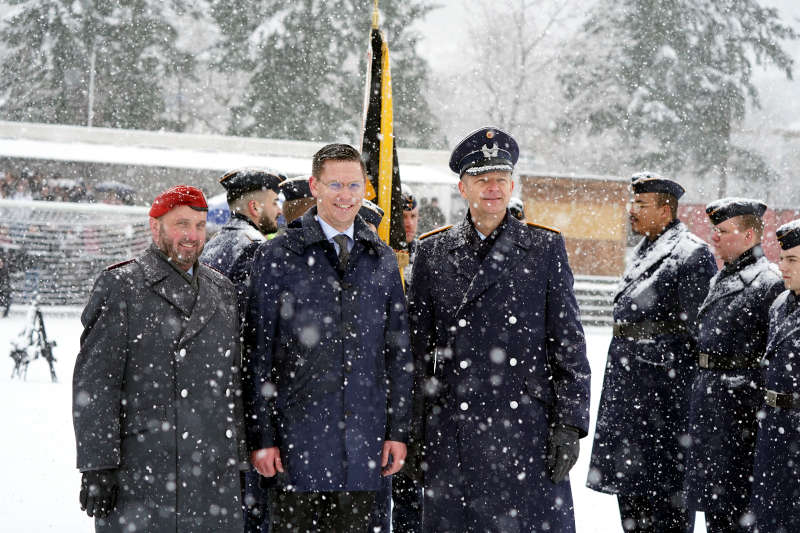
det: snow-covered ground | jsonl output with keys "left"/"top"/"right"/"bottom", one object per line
{"left": 0, "top": 312, "right": 706, "bottom": 532}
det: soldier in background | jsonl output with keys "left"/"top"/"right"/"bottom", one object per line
{"left": 588, "top": 173, "right": 717, "bottom": 533}
{"left": 278, "top": 176, "right": 315, "bottom": 226}
{"left": 199, "top": 170, "right": 282, "bottom": 533}
{"left": 508, "top": 197, "right": 525, "bottom": 222}
{"left": 683, "top": 199, "right": 783, "bottom": 532}
{"left": 749, "top": 219, "right": 800, "bottom": 532}
{"left": 200, "top": 168, "right": 282, "bottom": 279}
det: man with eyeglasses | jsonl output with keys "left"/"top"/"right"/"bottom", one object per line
{"left": 587, "top": 172, "right": 717, "bottom": 533}
{"left": 682, "top": 199, "right": 782, "bottom": 532}
{"left": 243, "top": 143, "right": 413, "bottom": 532}
{"left": 408, "top": 126, "right": 590, "bottom": 532}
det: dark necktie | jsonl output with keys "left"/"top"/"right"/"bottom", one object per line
{"left": 332, "top": 234, "right": 350, "bottom": 271}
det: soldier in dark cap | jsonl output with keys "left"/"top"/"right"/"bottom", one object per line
{"left": 359, "top": 198, "right": 384, "bottom": 231}
{"left": 749, "top": 219, "right": 800, "bottom": 533}
{"left": 408, "top": 126, "right": 590, "bottom": 532}
{"left": 508, "top": 197, "right": 525, "bottom": 222}
{"left": 278, "top": 175, "right": 315, "bottom": 226}
{"left": 199, "top": 169, "right": 282, "bottom": 533}
{"left": 682, "top": 198, "right": 783, "bottom": 532}
{"left": 588, "top": 172, "right": 717, "bottom": 533}
{"left": 200, "top": 168, "right": 282, "bottom": 278}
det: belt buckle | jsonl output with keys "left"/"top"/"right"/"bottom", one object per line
{"left": 766, "top": 390, "right": 778, "bottom": 408}
{"left": 698, "top": 353, "right": 709, "bottom": 368}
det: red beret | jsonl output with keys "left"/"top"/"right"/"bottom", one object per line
{"left": 149, "top": 185, "right": 208, "bottom": 218}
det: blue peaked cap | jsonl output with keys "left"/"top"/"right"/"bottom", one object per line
{"left": 449, "top": 127, "right": 519, "bottom": 177}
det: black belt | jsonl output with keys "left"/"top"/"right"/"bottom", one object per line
{"left": 765, "top": 390, "right": 800, "bottom": 409}
{"left": 697, "top": 352, "right": 757, "bottom": 370}
{"left": 612, "top": 320, "right": 688, "bottom": 340}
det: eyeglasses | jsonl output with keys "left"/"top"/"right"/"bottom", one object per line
{"left": 628, "top": 201, "right": 658, "bottom": 212}
{"left": 319, "top": 180, "right": 364, "bottom": 193}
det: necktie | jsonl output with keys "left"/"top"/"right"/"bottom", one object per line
{"left": 332, "top": 234, "right": 350, "bottom": 271}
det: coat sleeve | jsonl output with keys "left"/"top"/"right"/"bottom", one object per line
{"left": 72, "top": 269, "right": 129, "bottom": 471}
{"left": 242, "top": 244, "right": 280, "bottom": 451}
{"left": 544, "top": 234, "right": 591, "bottom": 437}
{"left": 384, "top": 258, "right": 413, "bottom": 443}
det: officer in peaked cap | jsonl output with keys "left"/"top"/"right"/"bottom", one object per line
{"left": 279, "top": 175, "right": 316, "bottom": 226}
{"left": 408, "top": 126, "right": 590, "bottom": 532}
{"left": 682, "top": 198, "right": 782, "bottom": 532}
{"left": 448, "top": 126, "right": 519, "bottom": 177}
{"left": 508, "top": 197, "right": 525, "bottom": 222}
{"left": 750, "top": 219, "right": 800, "bottom": 532}
{"left": 588, "top": 171, "right": 717, "bottom": 532}
{"left": 199, "top": 169, "right": 282, "bottom": 533}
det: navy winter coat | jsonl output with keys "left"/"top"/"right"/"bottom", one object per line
{"left": 588, "top": 220, "right": 717, "bottom": 499}
{"left": 243, "top": 208, "right": 413, "bottom": 492}
{"left": 408, "top": 214, "right": 590, "bottom": 533}
{"left": 750, "top": 290, "right": 800, "bottom": 532}
{"left": 684, "top": 246, "right": 782, "bottom": 513}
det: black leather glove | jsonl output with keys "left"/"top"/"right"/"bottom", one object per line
{"left": 80, "top": 469, "right": 119, "bottom": 518}
{"left": 547, "top": 425, "right": 580, "bottom": 483}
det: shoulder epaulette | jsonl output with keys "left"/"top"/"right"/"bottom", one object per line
{"left": 419, "top": 225, "right": 453, "bottom": 240}
{"left": 105, "top": 258, "right": 135, "bottom": 271}
{"left": 526, "top": 221, "right": 561, "bottom": 234}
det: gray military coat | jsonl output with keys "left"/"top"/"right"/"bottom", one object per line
{"left": 73, "top": 245, "right": 247, "bottom": 532}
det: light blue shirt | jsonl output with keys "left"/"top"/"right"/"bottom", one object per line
{"left": 316, "top": 215, "right": 354, "bottom": 255}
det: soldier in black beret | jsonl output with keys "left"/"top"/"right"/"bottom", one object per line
{"left": 359, "top": 199, "right": 384, "bottom": 231}
{"left": 750, "top": 218, "right": 800, "bottom": 532}
{"left": 199, "top": 168, "right": 283, "bottom": 533}
{"left": 279, "top": 175, "right": 316, "bottom": 226}
{"left": 683, "top": 198, "right": 783, "bottom": 532}
{"left": 588, "top": 172, "right": 717, "bottom": 532}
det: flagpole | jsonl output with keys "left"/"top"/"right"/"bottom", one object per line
{"left": 372, "top": 0, "right": 379, "bottom": 29}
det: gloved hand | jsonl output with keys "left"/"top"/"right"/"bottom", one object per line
{"left": 80, "top": 469, "right": 119, "bottom": 518}
{"left": 547, "top": 425, "right": 580, "bottom": 483}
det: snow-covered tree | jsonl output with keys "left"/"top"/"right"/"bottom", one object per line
{"left": 559, "top": 0, "right": 797, "bottom": 195}
{"left": 0, "top": 0, "right": 192, "bottom": 130}
{"left": 228, "top": 0, "right": 440, "bottom": 146}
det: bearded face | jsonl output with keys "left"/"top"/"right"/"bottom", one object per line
{"left": 150, "top": 205, "right": 207, "bottom": 271}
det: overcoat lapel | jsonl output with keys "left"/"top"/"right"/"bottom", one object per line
{"left": 457, "top": 219, "right": 530, "bottom": 313}
{"left": 766, "top": 301, "right": 800, "bottom": 355}
{"left": 446, "top": 220, "right": 480, "bottom": 284}
{"left": 138, "top": 248, "right": 195, "bottom": 317}
{"left": 179, "top": 269, "right": 220, "bottom": 346}
{"left": 614, "top": 222, "right": 684, "bottom": 302}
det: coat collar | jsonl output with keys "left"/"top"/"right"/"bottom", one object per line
{"left": 283, "top": 207, "right": 383, "bottom": 255}
{"left": 766, "top": 291, "right": 800, "bottom": 355}
{"left": 448, "top": 215, "right": 531, "bottom": 313}
{"left": 697, "top": 249, "right": 767, "bottom": 316}
{"left": 138, "top": 245, "right": 197, "bottom": 317}
{"left": 615, "top": 220, "right": 686, "bottom": 300}
{"left": 224, "top": 214, "right": 266, "bottom": 243}
{"left": 137, "top": 245, "right": 221, "bottom": 344}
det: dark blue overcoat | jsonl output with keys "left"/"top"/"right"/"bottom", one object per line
{"left": 408, "top": 214, "right": 590, "bottom": 533}
{"left": 684, "top": 246, "right": 782, "bottom": 515}
{"left": 588, "top": 220, "right": 716, "bottom": 500}
{"left": 243, "top": 208, "right": 413, "bottom": 492}
{"left": 750, "top": 290, "right": 800, "bottom": 533}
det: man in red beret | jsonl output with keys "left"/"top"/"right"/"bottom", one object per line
{"left": 72, "top": 184, "right": 249, "bottom": 532}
